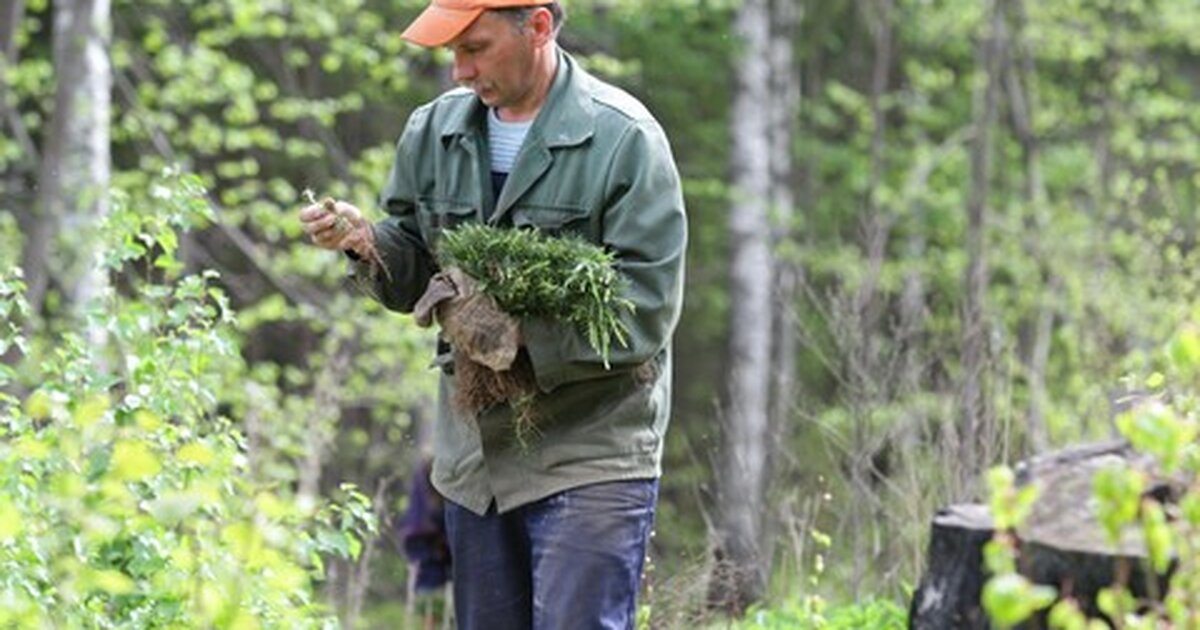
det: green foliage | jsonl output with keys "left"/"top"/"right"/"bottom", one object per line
{"left": 987, "top": 466, "right": 1039, "bottom": 531}
{"left": 1093, "top": 465, "right": 1145, "bottom": 545}
{"left": 1115, "top": 402, "right": 1198, "bottom": 474}
{"left": 734, "top": 597, "right": 906, "bottom": 629}
{"left": 983, "top": 313, "right": 1200, "bottom": 628}
{"left": 8, "top": 2, "right": 439, "bottom": 621}
{"left": 437, "top": 223, "right": 635, "bottom": 366}
{"left": 982, "top": 573, "right": 1057, "bottom": 630}
{"left": 0, "top": 175, "right": 371, "bottom": 627}
{"left": 5, "top": 0, "right": 1200, "bottom": 621}
{"left": 980, "top": 466, "right": 1057, "bottom": 628}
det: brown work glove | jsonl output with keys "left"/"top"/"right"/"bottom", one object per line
{"left": 413, "top": 267, "right": 520, "bottom": 372}
{"left": 414, "top": 268, "right": 537, "bottom": 421}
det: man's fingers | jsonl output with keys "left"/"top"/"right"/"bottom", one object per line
{"left": 337, "top": 226, "right": 369, "bottom": 255}
{"left": 298, "top": 203, "right": 330, "bottom": 222}
{"left": 300, "top": 200, "right": 367, "bottom": 251}
{"left": 302, "top": 213, "right": 339, "bottom": 237}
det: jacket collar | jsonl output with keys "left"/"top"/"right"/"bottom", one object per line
{"left": 440, "top": 48, "right": 595, "bottom": 219}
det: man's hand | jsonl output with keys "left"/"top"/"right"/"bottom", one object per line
{"left": 299, "top": 199, "right": 375, "bottom": 260}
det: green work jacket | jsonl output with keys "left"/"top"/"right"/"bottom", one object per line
{"left": 364, "top": 50, "right": 687, "bottom": 514}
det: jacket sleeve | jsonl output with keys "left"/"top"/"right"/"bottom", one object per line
{"left": 522, "top": 119, "right": 687, "bottom": 393}
{"left": 354, "top": 110, "right": 438, "bottom": 313}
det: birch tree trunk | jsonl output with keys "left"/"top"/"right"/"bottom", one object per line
{"left": 958, "top": 0, "right": 1006, "bottom": 492}
{"left": 764, "top": 0, "right": 800, "bottom": 587}
{"left": 22, "top": 0, "right": 111, "bottom": 325}
{"left": 710, "top": 0, "right": 774, "bottom": 613}
{"left": 766, "top": 0, "right": 800, "bottom": 479}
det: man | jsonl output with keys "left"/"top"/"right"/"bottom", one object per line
{"left": 300, "top": 0, "right": 686, "bottom": 627}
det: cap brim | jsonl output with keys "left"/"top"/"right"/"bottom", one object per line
{"left": 401, "top": 5, "right": 485, "bottom": 47}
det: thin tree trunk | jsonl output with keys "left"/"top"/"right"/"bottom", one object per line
{"left": 0, "top": 0, "right": 21, "bottom": 61}
{"left": 299, "top": 339, "right": 352, "bottom": 501}
{"left": 896, "top": 129, "right": 969, "bottom": 385}
{"left": 767, "top": 0, "right": 799, "bottom": 444}
{"left": 765, "top": 0, "right": 800, "bottom": 589}
{"left": 836, "top": 0, "right": 898, "bottom": 596}
{"left": 342, "top": 476, "right": 392, "bottom": 627}
{"left": 1006, "top": 0, "right": 1050, "bottom": 454}
{"left": 710, "top": 0, "right": 773, "bottom": 613}
{"left": 0, "top": 0, "right": 25, "bottom": 136}
{"left": 959, "top": 0, "right": 1006, "bottom": 492}
{"left": 1, "top": 0, "right": 32, "bottom": 370}
{"left": 851, "top": 0, "right": 895, "bottom": 329}
{"left": 23, "top": 0, "right": 111, "bottom": 327}
{"left": 856, "top": 0, "right": 895, "bottom": 595}
{"left": 11, "top": 0, "right": 46, "bottom": 314}
{"left": 0, "top": 0, "right": 25, "bottom": 138}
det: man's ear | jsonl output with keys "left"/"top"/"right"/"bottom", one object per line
{"left": 527, "top": 7, "right": 555, "bottom": 46}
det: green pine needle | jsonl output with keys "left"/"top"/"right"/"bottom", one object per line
{"left": 436, "top": 224, "right": 634, "bottom": 366}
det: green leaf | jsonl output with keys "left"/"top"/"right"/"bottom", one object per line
{"left": 987, "top": 466, "right": 1039, "bottom": 530}
{"left": 73, "top": 394, "right": 110, "bottom": 429}
{"left": 1141, "top": 500, "right": 1172, "bottom": 574}
{"left": 1168, "top": 326, "right": 1200, "bottom": 373}
{"left": 82, "top": 569, "right": 136, "bottom": 596}
{"left": 1116, "top": 403, "right": 1197, "bottom": 473}
{"left": 1096, "top": 586, "right": 1137, "bottom": 619}
{"left": 15, "top": 436, "right": 51, "bottom": 460}
{"left": 24, "top": 389, "right": 51, "bottom": 420}
{"left": 177, "top": 442, "right": 215, "bottom": 467}
{"left": 109, "top": 440, "right": 162, "bottom": 481}
{"left": 0, "top": 496, "right": 23, "bottom": 540}
{"left": 982, "top": 574, "right": 1056, "bottom": 628}
{"left": 1093, "top": 466, "right": 1144, "bottom": 543}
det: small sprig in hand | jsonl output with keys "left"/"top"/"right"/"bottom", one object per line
{"left": 300, "top": 188, "right": 393, "bottom": 280}
{"left": 300, "top": 189, "right": 392, "bottom": 287}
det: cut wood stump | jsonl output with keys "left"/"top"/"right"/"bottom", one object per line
{"left": 908, "top": 504, "right": 993, "bottom": 629}
{"left": 909, "top": 440, "right": 1181, "bottom": 629}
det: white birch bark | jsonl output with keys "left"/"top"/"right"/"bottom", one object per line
{"left": 764, "top": 0, "right": 800, "bottom": 586}
{"left": 24, "top": 0, "right": 111, "bottom": 326}
{"left": 767, "top": 0, "right": 800, "bottom": 444}
{"left": 711, "top": 0, "right": 774, "bottom": 612}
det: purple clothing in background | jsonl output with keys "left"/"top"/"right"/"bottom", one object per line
{"left": 399, "top": 459, "right": 451, "bottom": 592}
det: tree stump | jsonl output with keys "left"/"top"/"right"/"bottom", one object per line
{"left": 908, "top": 504, "right": 994, "bottom": 629}
{"left": 909, "top": 441, "right": 1181, "bottom": 629}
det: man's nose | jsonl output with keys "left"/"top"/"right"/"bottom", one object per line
{"left": 452, "top": 53, "right": 475, "bottom": 82}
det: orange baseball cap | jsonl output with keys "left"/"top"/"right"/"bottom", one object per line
{"left": 402, "top": 0, "right": 554, "bottom": 47}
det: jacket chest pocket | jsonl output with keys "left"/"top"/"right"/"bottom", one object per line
{"left": 417, "top": 199, "right": 478, "bottom": 253}
{"left": 510, "top": 203, "right": 593, "bottom": 238}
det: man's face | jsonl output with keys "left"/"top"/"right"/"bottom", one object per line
{"left": 448, "top": 11, "right": 538, "bottom": 111}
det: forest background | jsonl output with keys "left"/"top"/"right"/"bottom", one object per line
{"left": 1, "top": 0, "right": 1199, "bottom": 627}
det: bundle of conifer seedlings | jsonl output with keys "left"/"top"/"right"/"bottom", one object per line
{"left": 432, "top": 223, "right": 633, "bottom": 443}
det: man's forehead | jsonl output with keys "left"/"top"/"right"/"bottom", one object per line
{"left": 447, "top": 11, "right": 505, "bottom": 47}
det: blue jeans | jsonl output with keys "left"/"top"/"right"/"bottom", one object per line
{"left": 444, "top": 479, "right": 659, "bottom": 630}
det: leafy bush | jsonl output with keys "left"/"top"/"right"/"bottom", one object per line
{"left": 0, "top": 171, "right": 371, "bottom": 628}
{"left": 735, "top": 597, "right": 906, "bottom": 629}
{"left": 983, "top": 315, "right": 1200, "bottom": 629}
